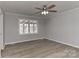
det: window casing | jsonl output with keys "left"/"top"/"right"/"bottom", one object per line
{"left": 19, "top": 19, "right": 38, "bottom": 34}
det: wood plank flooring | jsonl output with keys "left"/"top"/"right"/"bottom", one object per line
{"left": 1, "top": 39, "right": 79, "bottom": 58}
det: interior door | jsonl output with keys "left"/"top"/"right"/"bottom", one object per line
{"left": 0, "top": 12, "right": 3, "bottom": 50}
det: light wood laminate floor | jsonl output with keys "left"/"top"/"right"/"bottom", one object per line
{"left": 2, "top": 39, "right": 79, "bottom": 58}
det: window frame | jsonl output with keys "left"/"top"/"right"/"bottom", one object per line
{"left": 19, "top": 19, "right": 38, "bottom": 35}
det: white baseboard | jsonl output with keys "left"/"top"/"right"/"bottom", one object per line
{"left": 5, "top": 38, "right": 79, "bottom": 49}
{"left": 49, "top": 39, "right": 79, "bottom": 48}
{"left": 5, "top": 38, "right": 43, "bottom": 45}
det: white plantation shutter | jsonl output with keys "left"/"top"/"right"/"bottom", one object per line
{"left": 24, "top": 24, "right": 28, "bottom": 34}
{"left": 30, "top": 24, "right": 33, "bottom": 33}
{"left": 19, "top": 24, "right": 23, "bottom": 34}
{"left": 19, "top": 19, "right": 38, "bottom": 34}
{"left": 34, "top": 24, "right": 38, "bottom": 33}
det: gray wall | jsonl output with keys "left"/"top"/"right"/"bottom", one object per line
{"left": 4, "top": 12, "right": 45, "bottom": 45}
{"left": 0, "top": 9, "right": 4, "bottom": 49}
{"left": 47, "top": 8, "right": 79, "bottom": 48}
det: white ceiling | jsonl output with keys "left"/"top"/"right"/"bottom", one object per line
{"left": 0, "top": 1, "right": 79, "bottom": 16}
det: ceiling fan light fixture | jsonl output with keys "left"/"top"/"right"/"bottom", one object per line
{"left": 35, "top": 4, "right": 57, "bottom": 15}
{"left": 41, "top": 10, "right": 49, "bottom": 15}
{"left": 46, "top": 11, "right": 49, "bottom": 14}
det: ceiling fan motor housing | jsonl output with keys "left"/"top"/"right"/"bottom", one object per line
{"left": 43, "top": 5, "right": 47, "bottom": 10}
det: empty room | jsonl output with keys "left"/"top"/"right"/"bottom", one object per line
{"left": 1, "top": 1, "right": 79, "bottom": 58}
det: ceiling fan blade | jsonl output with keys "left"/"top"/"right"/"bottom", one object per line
{"left": 35, "top": 7, "right": 43, "bottom": 10}
{"left": 35, "top": 11, "right": 42, "bottom": 14}
{"left": 47, "top": 4, "right": 56, "bottom": 9}
{"left": 48, "top": 10, "right": 57, "bottom": 12}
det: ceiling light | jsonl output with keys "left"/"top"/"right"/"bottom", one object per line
{"left": 41, "top": 10, "right": 49, "bottom": 15}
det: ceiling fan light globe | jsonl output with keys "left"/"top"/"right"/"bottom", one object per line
{"left": 44, "top": 13, "right": 46, "bottom": 15}
{"left": 41, "top": 10, "right": 49, "bottom": 15}
{"left": 41, "top": 12, "right": 44, "bottom": 14}
{"left": 46, "top": 11, "right": 49, "bottom": 14}
{"left": 43, "top": 11, "right": 46, "bottom": 14}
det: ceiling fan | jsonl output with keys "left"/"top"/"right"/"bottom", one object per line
{"left": 35, "top": 4, "right": 57, "bottom": 15}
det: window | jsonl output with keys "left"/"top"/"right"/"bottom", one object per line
{"left": 19, "top": 19, "right": 24, "bottom": 34}
{"left": 30, "top": 24, "right": 33, "bottom": 33}
{"left": 24, "top": 24, "right": 28, "bottom": 34}
{"left": 19, "top": 19, "right": 38, "bottom": 34}
{"left": 34, "top": 24, "right": 38, "bottom": 33}
{"left": 19, "top": 24, "right": 23, "bottom": 34}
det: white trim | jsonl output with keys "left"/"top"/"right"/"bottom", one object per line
{"left": 5, "top": 38, "right": 79, "bottom": 48}
{"left": 5, "top": 38, "right": 43, "bottom": 45}
{"left": 49, "top": 39, "right": 79, "bottom": 49}
{"left": 0, "top": 49, "right": 1, "bottom": 57}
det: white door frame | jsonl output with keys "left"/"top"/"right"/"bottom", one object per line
{"left": 0, "top": 50, "right": 1, "bottom": 58}
{"left": 0, "top": 9, "right": 4, "bottom": 57}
